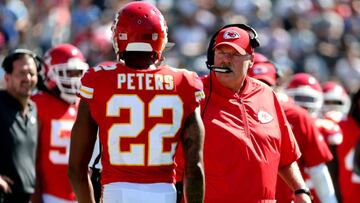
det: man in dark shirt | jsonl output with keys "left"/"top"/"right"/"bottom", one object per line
{"left": 0, "top": 49, "right": 39, "bottom": 203}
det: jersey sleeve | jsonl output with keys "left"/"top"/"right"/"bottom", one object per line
{"left": 77, "top": 68, "right": 96, "bottom": 102}
{"left": 179, "top": 70, "right": 205, "bottom": 113}
{"left": 276, "top": 96, "right": 302, "bottom": 167}
{"left": 299, "top": 112, "right": 333, "bottom": 167}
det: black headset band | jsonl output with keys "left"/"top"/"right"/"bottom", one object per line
{"left": 2, "top": 49, "right": 43, "bottom": 73}
{"left": 206, "top": 23, "right": 260, "bottom": 69}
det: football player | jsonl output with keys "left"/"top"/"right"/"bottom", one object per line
{"left": 337, "top": 88, "right": 360, "bottom": 203}
{"left": 31, "top": 43, "right": 89, "bottom": 203}
{"left": 322, "top": 81, "right": 351, "bottom": 123}
{"left": 68, "top": 2, "right": 205, "bottom": 203}
{"left": 286, "top": 73, "right": 343, "bottom": 202}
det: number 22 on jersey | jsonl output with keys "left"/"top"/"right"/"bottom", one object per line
{"left": 107, "top": 94, "right": 183, "bottom": 166}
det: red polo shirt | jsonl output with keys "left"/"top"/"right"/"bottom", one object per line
{"left": 201, "top": 74, "right": 301, "bottom": 203}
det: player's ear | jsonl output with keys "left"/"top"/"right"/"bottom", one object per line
{"left": 155, "top": 55, "right": 165, "bottom": 66}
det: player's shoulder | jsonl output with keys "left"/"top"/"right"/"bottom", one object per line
{"left": 158, "top": 65, "right": 198, "bottom": 77}
{"left": 159, "top": 65, "right": 202, "bottom": 86}
{"left": 80, "top": 62, "right": 120, "bottom": 92}
{"left": 84, "top": 62, "right": 119, "bottom": 77}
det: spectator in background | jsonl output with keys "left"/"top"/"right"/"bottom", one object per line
{"left": 0, "top": 49, "right": 39, "bottom": 203}
{"left": 31, "top": 44, "right": 88, "bottom": 203}
{"left": 337, "top": 87, "right": 360, "bottom": 203}
{"left": 34, "top": 0, "right": 71, "bottom": 53}
{"left": 334, "top": 41, "right": 360, "bottom": 95}
{"left": 71, "top": 0, "right": 101, "bottom": 40}
{"left": 248, "top": 53, "right": 337, "bottom": 203}
{"left": 0, "top": 1, "right": 19, "bottom": 49}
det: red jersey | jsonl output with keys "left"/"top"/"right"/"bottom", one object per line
{"left": 78, "top": 64, "right": 204, "bottom": 185}
{"left": 337, "top": 116, "right": 360, "bottom": 203}
{"left": 275, "top": 97, "right": 333, "bottom": 203}
{"left": 200, "top": 74, "right": 301, "bottom": 203}
{"left": 32, "top": 92, "right": 77, "bottom": 200}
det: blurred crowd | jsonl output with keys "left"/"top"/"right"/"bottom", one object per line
{"left": 0, "top": 0, "right": 360, "bottom": 94}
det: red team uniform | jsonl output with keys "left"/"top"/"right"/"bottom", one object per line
{"left": 275, "top": 95, "right": 333, "bottom": 203}
{"left": 32, "top": 92, "right": 78, "bottom": 201}
{"left": 32, "top": 43, "right": 88, "bottom": 202}
{"left": 200, "top": 74, "right": 301, "bottom": 203}
{"left": 337, "top": 115, "right": 360, "bottom": 203}
{"left": 78, "top": 63, "right": 204, "bottom": 185}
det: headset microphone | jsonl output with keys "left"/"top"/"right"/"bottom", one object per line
{"left": 208, "top": 66, "right": 232, "bottom": 73}
{"left": 206, "top": 62, "right": 232, "bottom": 73}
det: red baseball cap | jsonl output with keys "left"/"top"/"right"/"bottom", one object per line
{"left": 213, "top": 26, "right": 253, "bottom": 55}
{"left": 248, "top": 62, "right": 277, "bottom": 86}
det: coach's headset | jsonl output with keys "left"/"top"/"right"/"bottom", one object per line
{"left": 2, "top": 48, "right": 43, "bottom": 73}
{"left": 206, "top": 23, "right": 260, "bottom": 73}
{"left": 2, "top": 48, "right": 47, "bottom": 91}
{"left": 202, "top": 24, "right": 260, "bottom": 118}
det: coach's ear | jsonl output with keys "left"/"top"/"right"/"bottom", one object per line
{"left": 248, "top": 54, "right": 254, "bottom": 68}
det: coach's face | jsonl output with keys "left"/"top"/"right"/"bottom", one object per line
{"left": 213, "top": 45, "right": 253, "bottom": 93}
{"left": 5, "top": 55, "right": 38, "bottom": 100}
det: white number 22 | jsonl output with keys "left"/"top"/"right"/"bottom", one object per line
{"left": 106, "top": 95, "right": 183, "bottom": 166}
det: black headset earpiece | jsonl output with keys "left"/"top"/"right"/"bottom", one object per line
{"left": 206, "top": 23, "right": 260, "bottom": 70}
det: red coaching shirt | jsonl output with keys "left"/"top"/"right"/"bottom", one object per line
{"left": 337, "top": 116, "right": 360, "bottom": 203}
{"left": 275, "top": 95, "right": 333, "bottom": 203}
{"left": 32, "top": 92, "right": 78, "bottom": 201}
{"left": 200, "top": 74, "right": 301, "bottom": 203}
{"left": 78, "top": 63, "right": 204, "bottom": 185}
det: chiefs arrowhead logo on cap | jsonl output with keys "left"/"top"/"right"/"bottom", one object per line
{"left": 258, "top": 110, "right": 273, "bottom": 124}
{"left": 223, "top": 30, "right": 240, "bottom": 39}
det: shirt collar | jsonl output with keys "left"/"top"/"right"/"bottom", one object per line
{"left": 205, "top": 72, "right": 250, "bottom": 98}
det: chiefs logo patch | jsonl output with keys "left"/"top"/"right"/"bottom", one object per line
{"left": 223, "top": 30, "right": 240, "bottom": 39}
{"left": 258, "top": 110, "right": 273, "bottom": 124}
